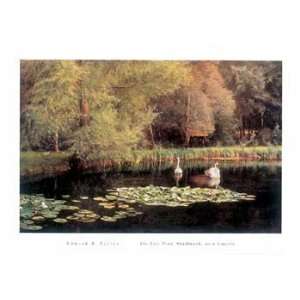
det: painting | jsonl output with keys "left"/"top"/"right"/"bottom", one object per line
{"left": 20, "top": 60, "right": 281, "bottom": 233}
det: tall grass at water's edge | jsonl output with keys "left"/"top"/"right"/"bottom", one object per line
{"left": 20, "top": 146, "right": 282, "bottom": 178}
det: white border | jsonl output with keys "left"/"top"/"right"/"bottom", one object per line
{"left": 1, "top": 1, "right": 299, "bottom": 299}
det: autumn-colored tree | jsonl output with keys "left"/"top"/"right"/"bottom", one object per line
{"left": 153, "top": 61, "right": 236, "bottom": 146}
{"left": 190, "top": 62, "right": 237, "bottom": 145}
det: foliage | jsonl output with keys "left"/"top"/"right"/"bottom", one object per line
{"left": 191, "top": 62, "right": 236, "bottom": 145}
{"left": 219, "top": 61, "right": 282, "bottom": 132}
{"left": 272, "top": 124, "right": 282, "bottom": 145}
{"left": 21, "top": 61, "right": 82, "bottom": 150}
{"left": 21, "top": 60, "right": 281, "bottom": 157}
{"left": 153, "top": 62, "right": 236, "bottom": 145}
{"left": 21, "top": 60, "right": 190, "bottom": 156}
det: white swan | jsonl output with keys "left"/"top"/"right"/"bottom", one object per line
{"left": 205, "top": 162, "right": 220, "bottom": 179}
{"left": 174, "top": 156, "right": 183, "bottom": 175}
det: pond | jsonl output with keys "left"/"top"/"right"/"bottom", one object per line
{"left": 20, "top": 161, "right": 281, "bottom": 233}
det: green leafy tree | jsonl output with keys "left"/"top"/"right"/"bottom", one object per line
{"left": 220, "top": 61, "right": 282, "bottom": 141}
{"left": 21, "top": 60, "right": 190, "bottom": 156}
{"left": 22, "top": 61, "right": 82, "bottom": 151}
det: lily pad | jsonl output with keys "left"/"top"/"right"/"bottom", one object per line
{"left": 85, "top": 213, "right": 99, "bottom": 219}
{"left": 61, "top": 205, "right": 80, "bottom": 211}
{"left": 118, "top": 204, "right": 130, "bottom": 209}
{"left": 53, "top": 218, "right": 68, "bottom": 224}
{"left": 42, "top": 213, "right": 58, "bottom": 219}
{"left": 20, "top": 207, "right": 33, "bottom": 218}
{"left": 66, "top": 209, "right": 99, "bottom": 223}
{"left": 78, "top": 218, "right": 97, "bottom": 223}
{"left": 79, "top": 209, "right": 94, "bottom": 214}
{"left": 71, "top": 200, "right": 81, "bottom": 203}
{"left": 100, "top": 216, "right": 117, "bottom": 222}
{"left": 20, "top": 223, "right": 43, "bottom": 231}
{"left": 66, "top": 215, "right": 80, "bottom": 221}
{"left": 105, "top": 195, "right": 117, "bottom": 200}
{"left": 32, "top": 216, "right": 46, "bottom": 222}
{"left": 52, "top": 200, "right": 66, "bottom": 205}
{"left": 23, "top": 220, "right": 34, "bottom": 225}
{"left": 103, "top": 204, "right": 115, "bottom": 209}
{"left": 93, "top": 196, "right": 107, "bottom": 201}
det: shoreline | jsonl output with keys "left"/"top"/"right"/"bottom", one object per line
{"left": 20, "top": 146, "right": 282, "bottom": 182}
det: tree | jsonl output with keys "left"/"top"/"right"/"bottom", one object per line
{"left": 21, "top": 61, "right": 82, "bottom": 151}
{"left": 219, "top": 61, "right": 282, "bottom": 141}
{"left": 190, "top": 62, "right": 236, "bottom": 145}
{"left": 152, "top": 62, "right": 236, "bottom": 146}
{"left": 21, "top": 60, "right": 190, "bottom": 156}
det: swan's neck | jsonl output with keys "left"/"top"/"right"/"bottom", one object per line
{"left": 176, "top": 157, "right": 180, "bottom": 168}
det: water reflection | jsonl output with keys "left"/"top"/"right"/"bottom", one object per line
{"left": 174, "top": 173, "right": 183, "bottom": 186}
{"left": 189, "top": 175, "right": 220, "bottom": 188}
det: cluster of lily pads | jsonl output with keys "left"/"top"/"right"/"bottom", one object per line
{"left": 92, "top": 196, "right": 143, "bottom": 222}
{"left": 104, "top": 185, "right": 256, "bottom": 207}
{"left": 19, "top": 193, "right": 144, "bottom": 231}
{"left": 20, "top": 185, "right": 255, "bottom": 231}
{"left": 20, "top": 194, "right": 79, "bottom": 231}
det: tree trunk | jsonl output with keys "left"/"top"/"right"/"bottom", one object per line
{"left": 243, "top": 117, "right": 246, "bottom": 138}
{"left": 239, "top": 116, "right": 244, "bottom": 140}
{"left": 185, "top": 131, "right": 190, "bottom": 147}
{"left": 79, "top": 81, "right": 90, "bottom": 127}
{"left": 149, "top": 125, "right": 155, "bottom": 148}
{"left": 184, "top": 92, "right": 191, "bottom": 147}
{"left": 260, "top": 111, "right": 264, "bottom": 129}
{"left": 54, "top": 131, "right": 59, "bottom": 152}
{"left": 80, "top": 97, "right": 90, "bottom": 126}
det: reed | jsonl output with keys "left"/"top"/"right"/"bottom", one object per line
{"left": 20, "top": 146, "right": 282, "bottom": 178}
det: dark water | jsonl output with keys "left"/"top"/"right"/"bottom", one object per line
{"left": 20, "top": 161, "right": 281, "bottom": 233}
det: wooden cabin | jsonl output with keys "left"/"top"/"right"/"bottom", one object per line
{"left": 184, "top": 127, "right": 214, "bottom": 146}
{"left": 184, "top": 89, "right": 215, "bottom": 146}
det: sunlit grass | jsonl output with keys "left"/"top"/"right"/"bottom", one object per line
{"left": 20, "top": 151, "right": 70, "bottom": 177}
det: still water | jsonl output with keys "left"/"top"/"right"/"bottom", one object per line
{"left": 20, "top": 161, "right": 281, "bottom": 233}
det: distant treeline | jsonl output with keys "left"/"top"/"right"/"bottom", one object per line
{"left": 21, "top": 60, "right": 281, "bottom": 158}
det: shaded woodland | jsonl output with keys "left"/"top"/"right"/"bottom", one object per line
{"left": 20, "top": 60, "right": 282, "bottom": 159}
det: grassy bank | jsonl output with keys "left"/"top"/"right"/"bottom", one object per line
{"left": 20, "top": 146, "right": 281, "bottom": 179}
{"left": 20, "top": 151, "right": 70, "bottom": 179}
